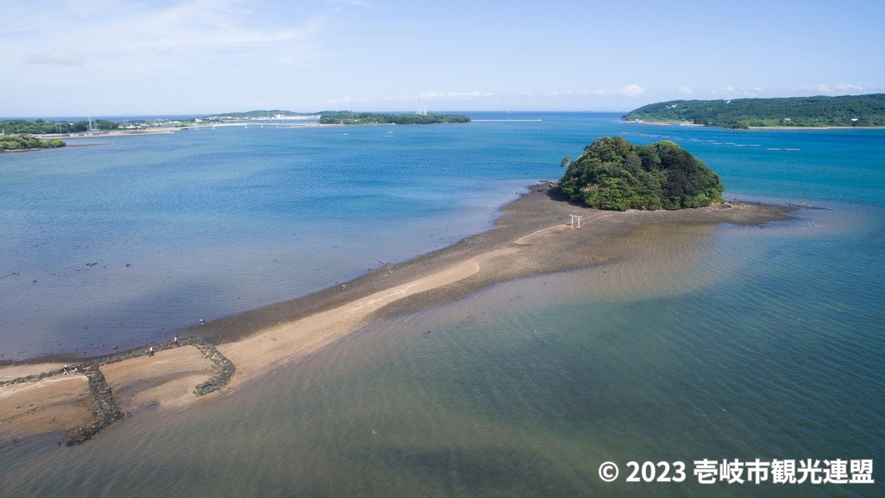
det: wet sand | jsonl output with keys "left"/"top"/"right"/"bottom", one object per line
{"left": 0, "top": 375, "right": 92, "bottom": 442}
{"left": 0, "top": 184, "right": 800, "bottom": 443}
{"left": 101, "top": 345, "right": 216, "bottom": 411}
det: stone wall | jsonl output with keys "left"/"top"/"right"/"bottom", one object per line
{"left": 1, "top": 337, "right": 236, "bottom": 445}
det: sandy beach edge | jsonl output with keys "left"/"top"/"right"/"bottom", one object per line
{"left": 0, "top": 183, "right": 805, "bottom": 444}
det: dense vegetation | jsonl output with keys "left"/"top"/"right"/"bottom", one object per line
{"left": 0, "top": 119, "right": 118, "bottom": 134}
{"left": 0, "top": 134, "right": 66, "bottom": 151}
{"left": 559, "top": 137, "right": 723, "bottom": 211}
{"left": 624, "top": 94, "right": 885, "bottom": 128}
{"left": 203, "top": 110, "right": 318, "bottom": 120}
{"left": 318, "top": 111, "right": 471, "bottom": 125}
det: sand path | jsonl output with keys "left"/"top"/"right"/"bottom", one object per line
{"left": 219, "top": 247, "right": 517, "bottom": 386}
{"left": 0, "top": 185, "right": 799, "bottom": 442}
{"left": 0, "top": 247, "right": 519, "bottom": 440}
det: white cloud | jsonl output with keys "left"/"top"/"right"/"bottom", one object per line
{"left": 327, "top": 91, "right": 494, "bottom": 106}
{"left": 8, "top": 0, "right": 332, "bottom": 76}
{"left": 618, "top": 84, "right": 646, "bottom": 97}
{"left": 522, "top": 86, "right": 645, "bottom": 98}
{"left": 23, "top": 49, "right": 86, "bottom": 66}
{"left": 803, "top": 84, "right": 832, "bottom": 92}
{"left": 800, "top": 83, "right": 864, "bottom": 94}
{"left": 678, "top": 86, "right": 694, "bottom": 96}
{"left": 326, "top": 95, "right": 370, "bottom": 104}
{"left": 420, "top": 91, "right": 493, "bottom": 99}
{"left": 836, "top": 83, "right": 863, "bottom": 92}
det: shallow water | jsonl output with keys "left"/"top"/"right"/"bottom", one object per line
{"left": 1, "top": 114, "right": 884, "bottom": 496}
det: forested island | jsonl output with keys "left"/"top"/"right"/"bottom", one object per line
{"left": 624, "top": 94, "right": 885, "bottom": 128}
{"left": 318, "top": 112, "right": 471, "bottom": 125}
{"left": 559, "top": 137, "right": 723, "bottom": 211}
{"left": 0, "top": 134, "right": 65, "bottom": 151}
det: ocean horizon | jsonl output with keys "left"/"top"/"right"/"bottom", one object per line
{"left": 1, "top": 112, "right": 883, "bottom": 496}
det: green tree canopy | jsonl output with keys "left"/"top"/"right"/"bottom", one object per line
{"left": 0, "top": 134, "right": 66, "bottom": 151}
{"left": 559, "top": 137, "right": 724, "bottom": 211}
{"left": 623, "top": 94, "right": 885, "bottom": 128}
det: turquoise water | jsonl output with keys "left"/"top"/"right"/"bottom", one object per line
{"left": 1, "top": 114, "right": 884, "bottom": 496}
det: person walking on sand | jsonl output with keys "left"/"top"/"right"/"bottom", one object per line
{"left": 149, "top": 346, "right": 154, "bottom": 357}
{"left": 62, "top": 365, "right": 68, "bottom": 375}
{"left": 174, "top": 336, "right": 179, "bottom": 347}
{"left": 72, "top": 366, "right": 77, "bottom": 375}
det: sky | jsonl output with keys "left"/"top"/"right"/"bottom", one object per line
{"left": 2, "top": 0, "right": 884, "bottom": 117}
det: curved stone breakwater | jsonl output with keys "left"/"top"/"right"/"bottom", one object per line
{"left": 189, "top": 339, "right": 236, "bottom": 397}
{"left": 64, "top": 364, "right": 123, "bottom": 445}
{"left": 0, "top": 337, "right": 235, "bottom": 445}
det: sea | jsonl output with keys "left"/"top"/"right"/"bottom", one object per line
{"left": 1, "top": 113, "right": 883, "bottom": 496}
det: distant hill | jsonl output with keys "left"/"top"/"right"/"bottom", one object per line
{"left": 203, "top": 110, "right": 318, "bottom": 120}
{"left": 318, "top": 111, "right": 470, "bottom": 125}
{"left": 623, "top": 94, "right": 885, "bottom": 128}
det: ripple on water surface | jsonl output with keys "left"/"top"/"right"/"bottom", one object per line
{"left": 3, "top": 203, "right": 882, "bottom": 496}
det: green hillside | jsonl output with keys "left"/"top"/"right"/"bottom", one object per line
{"left": 624, "top": 94, "right": 885, "bottom": 128}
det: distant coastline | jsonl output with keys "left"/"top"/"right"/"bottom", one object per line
{"left": 1, "top": 109, "right": 472, "bottom": 142}
{"left": 624, "top": 93, "right": 885, "bottom": 129}
{"left": 625, "top": 119, "right": 885, "bottom": 130}
{"left": 318, "top": 111, "right": 471, "bottom": 125}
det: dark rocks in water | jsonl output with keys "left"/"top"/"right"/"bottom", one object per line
{"left": 188, "top": 338, "right": 236, "bottom": 397}
{"left": 64, "top": 362, "right": 123, "bottom": 446}
{"left": 54, "top": 337, "right": 235, "bottom": 444}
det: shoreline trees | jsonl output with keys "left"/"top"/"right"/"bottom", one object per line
{"left": 0, "top": 134, "right": 66, "bottom": 151}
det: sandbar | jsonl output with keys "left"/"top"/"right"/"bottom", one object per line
{"left": 0, "top": 183, "right": 800, "bottom": 443}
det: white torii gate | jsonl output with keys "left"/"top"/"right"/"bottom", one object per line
{"left": 569, "top": 214, "right": 583, "bottom": 228}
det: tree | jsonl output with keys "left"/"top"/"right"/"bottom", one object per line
{"left": 559, "top": 137, "right": 723, "bottom": 211}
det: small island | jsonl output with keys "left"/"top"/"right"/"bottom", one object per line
{"left": 1, "top": 134, "right": 66, "bottom": 151}
{"left": 559, "top": 137, "right": 724, "bottom": 211}
{"left": 624, "top": 93, "right": 885, "bottom": 128}
{"left": 318, "top": 111, "right": 471, "bottom": 125}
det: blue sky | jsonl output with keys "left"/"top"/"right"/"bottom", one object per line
{"left": 2, "top": 0, "right": 883, "bottom": 116}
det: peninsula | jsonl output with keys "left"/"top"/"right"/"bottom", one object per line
{"left": 624, "top": 93, "right": 885, "bottom": 128}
